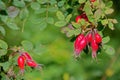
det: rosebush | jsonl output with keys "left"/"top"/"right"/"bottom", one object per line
{"left": 0, "top": 0, "right": 120, "bottom": 80}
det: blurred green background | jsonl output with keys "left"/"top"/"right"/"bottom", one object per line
{"left": 2, "top": 0, "right": 120, "bottom": 80}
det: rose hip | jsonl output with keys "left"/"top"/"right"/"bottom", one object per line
{"left": 17, "top": 55, "right": 25, "bottom": 72}
{"left": 95, "top": 33, "right": 102, "bottom": 44}
{"left": 75, "top": 15, "right": 81, "bottom": 23}
{"left": 86, "top": 32, "right": 93, "bottom": 43}
{"left": 91, "top": 40, "right": 98, "bottom": 58}
{"left": 22, "top": 52, "right": 32, "bottom": 60}
{"left": 74, "top": 35, "right": 87, "bottom": 57}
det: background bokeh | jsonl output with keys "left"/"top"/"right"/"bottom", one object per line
{"left": 2, "top": 0, "right": 120, "bottom": 80}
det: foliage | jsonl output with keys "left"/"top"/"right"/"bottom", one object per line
{"left": 0, "top": 0, "right": 119, "bottom": 80}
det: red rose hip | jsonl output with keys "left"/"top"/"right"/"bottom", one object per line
{"left": 17, "top": 55, "right": 25, "bottom": 73}
{"left": 95, "top": 33, "right": 102, "bottom": 44}
{"left": 91, "top": 40, "right": 98, "bottom": 58}
{"left": 74, "top": 35, "right": 87, "bottom": 57}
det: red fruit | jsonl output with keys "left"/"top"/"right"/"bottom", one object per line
{"left": 90, "top": 0, "right": 96, "bottom": 2}
{"left": 95, "top": 33, "right": 102, "bottom": 44}
{"left": 91, "top": 40, "right": 98, "bottom": 58}
{"left": 86, "top": 32, "right": 93, "bottom": 43}
{"left": 22, "top": 52, "right": 32, "bottom": 60}
{"left": 81, "top": 13, "right": 88, "bottom": 21}
{"left": 17, "top": 55, "right": 25, "bottom": 70}
{"left": 74, "top": 34, "right": 84, "bottom": 49}
{"left": 74, "top": 35, "right": 87, "bottom": 57}
{"left": 75, "top": 15, "right": 81, "bottom": 23}
{"left": 26, "top": 60, "right": 38, "bottom": 67}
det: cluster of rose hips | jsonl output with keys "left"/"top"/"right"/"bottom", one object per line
{"left": 17, "top": 52, "right": 42, "bottom": 74}
{"left": 74, "top": 29, "right": 102, "bottom": 59}
{"left": 74, "top": 0, "right": 102, "bottom": 59}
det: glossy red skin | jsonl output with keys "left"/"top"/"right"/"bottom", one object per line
{"left": 95, "top": 33, "right": 102, "bottom": 44}
{"left": 22, "top": 52, "right": 32, "bottom": 60}
{"left": 17, "top": 55, "right": 25, "bottom": 70}
{"left": 86, "top": 32, "right": 93, "bottom": 43}
{"left": 91, "top": 40, "right": 98, "bottom": 58}
{"left": 74, "top": 34, "right": 84, "bottom": 49}
{"left": 75, "top": 15, "right": 81, "bottom": 23}
{"left": 90, "top": 0, "right": 96, "bottom": 2}
{"left": 26, "top": 60, "right": 38, "bottom": 67}
{"left": 74, "top": 35, "right": 87, "bottom": 56}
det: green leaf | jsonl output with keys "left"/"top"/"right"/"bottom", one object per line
{"left": 105, "top": 8, "right": 114, "bottom": 14}
{"left": 71, "top": 22, "right": 81, "bottom": 28}
{"left": 21, "top": 40, "right": 33, "bottom": 51}
{"left": 74, "top": 29, "right": 81, "bottom": 36}
{"left": 112, "top": 19, "right": 118, "bottom": 24}
{"left": 37, "top": 0, "right": 48, "bottom": 4}
{"left": 94, "top": 9, "right": 102, "bottom": 21}
{"left": 0, "top": 15, "right": 8, "bottom": 23}
{"left": 31, "top": 18, "right": 44, "bottom": 24}
{"left": 102, "top": 36, "right": 110, "bottom": 44}
{"left": 48, "top": 7, "right": 58, "bottom": 12}
{"left": 13, "top": 0, "right": 25, "bottom": 8}
{"left": 19, "top": 8, "right": 29, "bottom": 20}
{"left": 79, "top": 0, "right": 86, "bottom": 4}
{"left": 1, "top": 62, "right": 11, "bottom": 72}
{"left": 56, "top": 11, "right": 65, "bottom": 20}
{"left": 0, "top": 1, "right": 6, "bottom": 9}
{"left": 7, "top": 6, "right": 20, "bottom": 18}
{"left": 24, "top": 0, "right": 32, "bottom": 2}
{"left": 108, "top": 22, "right": 114, "bottom": 30}
{"left": 58, "top": 1, "right": 65, "bottom": 7}
{"left": 0, "top": 39, "right": 8, "bottom": 56}
{"left": 47, "top": 17, "right": 54, "bottom": 24}
{"left": 0, "top": 39, "right": 8, "bottom": 49}
{"left": 83, "top": 1, "right": 93, "bottom": 15}
{"left": 31, "top": 2, "right": 40, "bottom": 10}
{"left": 103, "top": 45, "right": 115, "bottom": 55}
{"left": 0, "top": 26, "right": 5, "bottom": 36}
{"left": 106, "top": 1, "right": 113, "bottom": 8}
{"left": 101, "top": 19, "right": 108, "bottom": 25}
{"left": 7, "top": 22, "right": 19, "bottom": 30}
{"left": 0, "top": 50, "right": 7, "bottom": 56}
{"left": 55, "top": 21, "right": 67, "bottom": 27}
{"left": 50, "top": 0, "right": 57, "bottom": 5}
{"left": 35, "top": 8, "right": 46, "bottom": 14}
{"left": 65, "top": 14, "right": 72, "bottom": 23}
{"left": 39, "top": 21, "right": 47, "bottom": 31}
{"left": 66, "top": 30, "right": 75, "bottom": 37}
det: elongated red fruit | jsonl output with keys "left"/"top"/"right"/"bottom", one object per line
{"left": 17, "top": 55, "right": 25, "bottom": 71}
{"left": 74, "top": 34, "right": 84, "bottom": 49}
{"left": 75, "top": 15, "right": 81, "bottom": 23}
{"left": 74, "top": 35, "right": 87, "bottom": 57}
{"left": 95, "top": 33, "right": 102, "bottom": 44}
{"left": 22, "top": 52, "right": 32, "bottom": 60}
{"left": 26, "top": 60, "right": 38, "bottom": 67}
{"left": 86, "top": 32, "right": 93, "bottom": 43}
{"left": 91, "top": 40, "right": 98, "bottom": 58}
